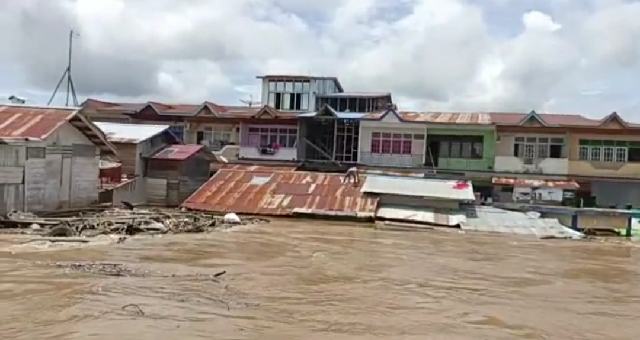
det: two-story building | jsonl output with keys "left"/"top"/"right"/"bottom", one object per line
{"left": 490, "top": 111, "right": 640, "bottom": 207}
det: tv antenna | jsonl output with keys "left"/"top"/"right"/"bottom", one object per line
{"left": 239, "top": 94, "right": 259, "bottom": 107}
{"left": 48, "top": 29, "right": 80, "bottom": 107}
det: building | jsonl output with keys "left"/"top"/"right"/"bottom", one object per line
{"left": 95, "top": 122, "right": 181, "bottom": 204}
{"left": 361, "top": 175, "right": 475, "bottom": 226}
{"left": 491, "top": 110, "right": 640, "bottom": 208}
{"left": 0, "top": 105, "right": 116, "bottom": 214}
{"left": 79, "top": 75, "right": 640, "bottom": 209}
{"left": 146, "top": 144, "right": 214, "bottom": 206}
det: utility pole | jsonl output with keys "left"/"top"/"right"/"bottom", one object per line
{"left": 48, "top": 29, "right": 79, "bottom": 107}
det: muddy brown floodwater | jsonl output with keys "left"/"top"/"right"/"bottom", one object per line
{"left": 1, "top": 219, "right": 640, "bottom": 340}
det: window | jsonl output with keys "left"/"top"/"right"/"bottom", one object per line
{"left": 524, "top": 144, "right": 535, "bottom": 159}
{"left": 440, "top": 141, "right": 450, "bottom": 158}
{"left": 579, "top": 139, "right": 635, "bottom": 163}
{"left": 450, "top": 142, "right": 461, "bottom": 158}
{"left": 579, "top": 146, "right": 589, "bottom": 160}
{"left": 246, "top": 126, "right": 297, "bottom": 148}
{"left": 430, "top": 135, "right": 483, "bottom": 159}
{"left": 590, "top": 147, "right": 602, "bottom": 161}
{"left": 615, "top": 147, "right": 628, "bottom": 162}
{"left": 370, "top": 132, "right": 414, "bottom": 155}
{"left": 513, "top": 136, "right": 564, "bottom": 159}
{"left": 267, "top": 80, "right": 310, "bottom": 111}
{"left": 603, "top": 147, "right": 614, "bottom": 162}
{"left": 199, "top": 126, "right": 234, "bottom": 149}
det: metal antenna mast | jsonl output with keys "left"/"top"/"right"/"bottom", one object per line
{"left": 48, "top": 29, "right": 79, "bottom": 106}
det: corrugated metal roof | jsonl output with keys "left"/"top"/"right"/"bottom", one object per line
{"left": 151, "top": 144, "right": 204, "bottom": 160}
{"left": 0, "top": 105, "right": 76, "bottom": 140}
{"left": 492, "top": 177, "right": 580, "bottom": 190}
{"left": 401, "top": 112, "right": 493, "bottom": 124}
{"left": 0, "top": 105, "right": 118, "bottom": 156}
{"left": 182, "top": 166, "right": 378, "bottom": 217}
{"left": 461, "top": 206, "right": 583, "bottom": 239}
{"left": 298, "top": 111, "right": 367, "bottom": 119}
{"left": 361, "top": 175, "right": 476, "bottom": 201}
{"left": 95, "top": 122, "right": 170, "bottom": 144}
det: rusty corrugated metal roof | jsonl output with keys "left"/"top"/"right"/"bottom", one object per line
{"left": 182, "top": 166, "right": 378, "bottom": 217}
{"left": 492, "top": 177, "right": 580, "bottom": 190}
{"left": 151, "top": 144, "right": 204, "bottom": 160}
{"left": 0, "top": 105, "right": 118, "bottom": 156}
{"left": 0, "top": 105, "right": 77, "bottom": 140}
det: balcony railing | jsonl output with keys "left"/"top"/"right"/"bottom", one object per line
{"left": 359, "top": 152, "right": 423, "bottom": 168}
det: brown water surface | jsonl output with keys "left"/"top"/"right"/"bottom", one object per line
{"left": 1, "top": 219, "right": 639, "bottom": 339}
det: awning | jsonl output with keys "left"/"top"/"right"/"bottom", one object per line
{"left": 492, "top": 177, "right": 580, "bottom": 190}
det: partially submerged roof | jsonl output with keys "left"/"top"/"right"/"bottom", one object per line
{"left": 182, "top": 166, "right": 378, "bottom": 217}
{"left": 0, "top": 104, "right": 117, "bottom": 156}
{"left": 492, "top": 177, "right": 580, "bottom": 190}
{"left": 361, "top": 175, "right": 476, "bottom": 201}
{"left": 150, "top": 144, "right": 205, "bottom": 161}
{"left": 95, "top": 122, "right": 171, "bottom": 144}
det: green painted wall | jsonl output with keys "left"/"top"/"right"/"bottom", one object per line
{"left": 427, "top": 128, "right": 495, "bottom": 172}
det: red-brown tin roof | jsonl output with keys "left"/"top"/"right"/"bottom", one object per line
{"left": 182, "top": 166, "right": 378, "bottom": 217}
{"left": 0, "top": 105, "right": 77, "bottom": 140}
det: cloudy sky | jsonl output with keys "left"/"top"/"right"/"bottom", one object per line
{"left": 1, "top": 0, "right": 640, "bottom": 119}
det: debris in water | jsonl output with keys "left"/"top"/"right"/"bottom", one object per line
{"left": 0, "top": 208, "right": 269, "bottom": 241}
{"left": 121, "top": 303, "right": 145, "bottom": 316}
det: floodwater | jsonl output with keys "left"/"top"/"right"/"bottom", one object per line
{"left": 1, "top": 220, "right": 639, "bottom": 340}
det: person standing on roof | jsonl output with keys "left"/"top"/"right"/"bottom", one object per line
{"left": 344, "top": 166, "right": 360, "bottom": 185}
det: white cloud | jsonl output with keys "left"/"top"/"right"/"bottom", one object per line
{"left": 0, "top": 0, "right": 640, "bottom": 119}
{"left": 522, "top": 10, "right": 562, "bottom": 32}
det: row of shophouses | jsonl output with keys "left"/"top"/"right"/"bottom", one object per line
{"left": 80, "top": 75, "right": 640, "bottom": 209}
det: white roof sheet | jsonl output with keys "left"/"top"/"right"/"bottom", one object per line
{"left": 461, "top": 206, "right": 583, "bottom": 239}
{"left": 298, "top": 111, "right": 367, "bottom": 119}
{"left": 95, "top": 122, "right": 170, "bottom": 143}
{"left": 361, "top": 175, "right": 475, "bottom": 201}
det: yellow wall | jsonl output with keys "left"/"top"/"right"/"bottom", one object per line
{"left": 568, "top": 132, "right": 640, "bottom": 178}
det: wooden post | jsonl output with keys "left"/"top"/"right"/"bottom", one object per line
{"left": 571, "top": 213, "right": 579, "bottom": 231}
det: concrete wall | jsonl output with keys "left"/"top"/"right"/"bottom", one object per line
{"left": 239, "top": 146, "right": 297, "bottom": 161}
{"left": 359, "top": 118, "right": 426, "bottom": 168}
{"left": 238, "top": 123, "right": 298, "bottom": 161}
{"left": 494, "top": 156, "right": 569, "bottom": 175}
{"left": 494, "top": 133, "right": 569, "bottom": 175}
{"left": 427, "top": 127, "right": 495, "bottom": 172}
{"left": 186, "top": 122, "right": 239, "bottom": 145}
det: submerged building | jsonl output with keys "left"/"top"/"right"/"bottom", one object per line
{"left": 79, "top": 74, "right": 640, "bottom": 209}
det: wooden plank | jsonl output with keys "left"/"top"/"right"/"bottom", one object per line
{"left": 146, "top": 178, "right": 167, "bottom": 204}
{"left": 70, "top": 155, "right": 99, "bottom": 208}
{"left": 25, "top": 159, "right": 46, "bottom": 212}
{"left": 0, "top": 167, "right": 24, "bottom": 184}
{"left": 0, "top": 184, "right": 24, "bottom": 215}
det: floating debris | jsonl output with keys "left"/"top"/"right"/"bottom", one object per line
{"left": 0, "top": 208, "right": 269, "bottom": 241}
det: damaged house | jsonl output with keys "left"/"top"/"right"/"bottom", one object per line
{"left": 0, "top": 105, "right": 116, "bottom": 214}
